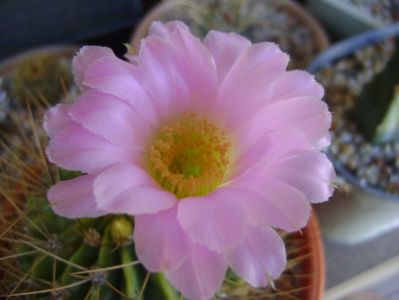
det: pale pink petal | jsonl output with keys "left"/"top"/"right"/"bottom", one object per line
{"left": 43, "top": 104, "right": 74, "bottom": 138}
{"left": 231, "top": 129, "right": 313, "bottom": 179}
{"left": 134, "top": 206, "right": 190, "bottom": 272}
{"left": 72, "top": 46, "right": 114, "bottom": 91}
{"left": 136, "top": 38, "right": 191, "bottom": 119}
{"left": 125, "top": 53, "right": 138, "bottom": 65}
{"left": 46, "top": 123, "right": 136, "bottom": 173}
{"left": 203, "top": 30, "right": 251, "bottom": 82}
{"left": 178, "top": 189, "right": 247, "bottom": 252}
{"left": 269, "top": 70, "right": 324, "bottom": 101}
{"left": 83, "top": 55, "right": 158, "bottom": 125}
{"left": 137, "top": 22, "right": 218, "bottom": 118}
{"left": 47, "top": 175, "right": 105, "bottom": 218}
{"left": 149, "top": 20, "right": 189, "bottom": 37}
{"left": 317, "top": 132, "right": 331, "bottom": 150}
{"left": 228, "top": 226, "right": 286, "bottom": 287}
{"left": 260, "top": 97, "right": 330, "bottom": 143}
{"left": 225, "top": 178, "right": 311, "bottom": 231}
{"left": 212, "top": 42, "right": 289, "bottom": 129}
{"left": 261, "top": 152, "right": 335, "bottom": 203}
{"left": 166, "top": 243, "right": 227, "bottom": 300}
{"left": 234, "top": 97, "right": 331, "bottom": 151}
{"left": 68, "top": 90, "right": 152, "bottom": 148}
{"left": 94, "top": 163, "right": 176, "bottom": 215}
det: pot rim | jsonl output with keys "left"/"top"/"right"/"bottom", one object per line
{"left": 304, "top": 212, "right": 326, "bottom": 300}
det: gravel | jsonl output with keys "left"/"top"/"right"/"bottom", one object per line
{"left": 316, "top": 40, "right": 399, "bottom": 194}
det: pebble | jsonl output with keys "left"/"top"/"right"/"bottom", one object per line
{"left": 389, "top": 175, "right": 399, "bottom": 185}
{"left": 338, "top": 153, "right": 350, "bottom": 164}
{"left": 359, "top": 178, "right": 368, "bottom": 187}
{"left": 370, "top": 145, "right": 383, "bottom": 159}
{"left": 339, "top": 130, "right": 353, "bottom": 144}
{"left": 347, "top": 155, "right": 360, "bottom": 170}
{"left": 365, "top": 165, "right": 380, "bottom": 185}
{"left": 383, "top": 144, "right": 395, "bottom": 160}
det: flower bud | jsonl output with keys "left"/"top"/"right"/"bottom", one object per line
{"left": 110, "top": 216, "right": 133, "bottom": 246}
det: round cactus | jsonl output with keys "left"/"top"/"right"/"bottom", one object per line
{"left": 0, "top": 108, "right": 321, "bottom": 299}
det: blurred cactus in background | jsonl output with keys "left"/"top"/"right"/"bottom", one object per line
{"left": 145, "top": 0, "right": 325, "bottom": 69}
{"left": 10, "top": 54, "right": 72, "bottom": 107}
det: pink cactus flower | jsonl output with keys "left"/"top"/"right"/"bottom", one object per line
{"left": 44, "top": 21, "right": 335, "bottom": 300}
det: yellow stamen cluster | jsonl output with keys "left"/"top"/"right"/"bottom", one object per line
{"left": 148, "top": 114, "right": 231, "bottom": 199}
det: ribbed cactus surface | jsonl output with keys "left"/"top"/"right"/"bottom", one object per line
{"left": 2, "top": 168, "right": 180, "bottom": 299}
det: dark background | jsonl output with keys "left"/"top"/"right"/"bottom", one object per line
{"left": 0, "top": 0, "right": 304, "bottom": 60}
{"left": 0, "top": 0, "right": 158, "bottom": 60}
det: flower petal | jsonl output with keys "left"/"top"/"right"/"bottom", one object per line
{"left": 47, "top": 175, "right": 105, "bottom": 218}
{"left": 317, "top": 132, "right": 331, "bottom": 150}
{"left": 226, "top": 178, "right": 311, "bottom": 231}
{"left": 94, "top": 163, "right": 176, "bottom": 215}
{"left": 46, "top": 123, "right": 135, "bottom": 173}
{"left": 165, "top": 243, "right": 227, "bottom": 300}
{"left": 72, "top": 46, "right": 114, "bottom": 91}
{"left": 148, "top": 20, "right": 189, "bottom": 37}
{"left": 212, "top": 42, "right": 289, "bottom": 129}
{"left": 231, "top": 129, "right": 313, "bottom": 179}
{"left": 178, "top": 189, "right": 247, "bottom": 252}
{"left": 136, "top": 38, "right": 190, "bottom": 119}
{"left": 203, "top": 30, "right": 251, "bottom": 82}
{"left": 43, "top": 104, "right": 74, "bottom": 138}
{"left": 269, "top": 70, "right": 324, "bottom": 101}
{"left": 83, "top": 55, "right": 158, "bottom": 125}
{"left": 134, "top": 206, "right": 190, "bottom": 272}
{"left": 262, "top": 152, "right": 335, "bottom": 203}
{"left": 234, "top": 97, "right": 331, "bottom": 151}
{"left": 68, "top": 90, "right": 151, "bottom": 148}
{"left": 137, "top": 21, "right": 218, "bottom": 119}
{"left": 228, "top": 226, "right": 286, "bottom": 287}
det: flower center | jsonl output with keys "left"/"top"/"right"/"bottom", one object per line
{"left": 148, "top": 114, "right": 231, "bottom": 199}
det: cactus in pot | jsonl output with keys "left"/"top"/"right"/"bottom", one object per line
{"left": 0, "top": 107, "right": 323, "bottom": 299}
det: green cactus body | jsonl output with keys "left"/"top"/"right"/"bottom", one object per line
{"left": 91, "top": 226, "right": 122, "bottom": 299}
{"left": 145, "top": 273, "right": 181, "bottom": 300}
{"left": 9, "top": 186, "right": 180, "bottom": 300}
{"left": 120, "top": 245, "right": 142, "bottom": 298}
